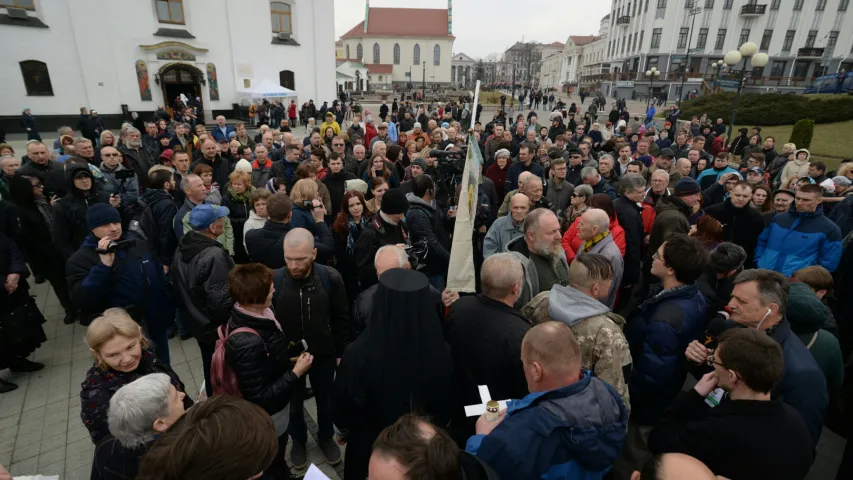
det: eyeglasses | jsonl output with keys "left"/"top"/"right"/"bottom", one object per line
{"left": 706, "top": 354, "right": 725, "bottom": 368}
{"left": 652, "top": 251, "right": 665, "bottom": 262}
{"left": 102, "top": 153, "right": 122, "bottom": 157}
{"left": 31, "top": 183, "right": 44, "bottom": 188}
{"left": 332, "top": 143, "right": 344, "bottom": 147}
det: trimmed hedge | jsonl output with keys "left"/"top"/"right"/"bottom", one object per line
{"left": 677, "top": 93, "right": 853, "bottom": 126}
{"left": 790, "top": 119, "right": 815, "bottom": 150}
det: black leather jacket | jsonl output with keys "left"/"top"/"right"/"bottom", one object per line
{"left": 170, "top": 231, "right": 235, "bottom": 342}
{"left": 224, "top": 307, "right": 300, "bottom": 414}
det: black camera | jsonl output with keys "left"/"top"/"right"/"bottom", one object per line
{"left": 404, "top": 239, "right": 429, "bottom": 270}
{"left": 95, "top": 239, "right": 136, "bottom": 254}
{"left": 113, "top": 170, "right": 136, "bottom": 181}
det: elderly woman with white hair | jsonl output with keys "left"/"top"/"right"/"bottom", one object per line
{"left": 91, "top": 373, "right": 187, "bottom": 480}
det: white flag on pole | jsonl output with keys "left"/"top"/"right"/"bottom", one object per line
{"left": 446, "top": 81, "right": 482, "bottom": 292}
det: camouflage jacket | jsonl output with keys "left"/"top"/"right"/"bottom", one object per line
{"left": 522, "top": 291, "right": 633, "bottom": 415}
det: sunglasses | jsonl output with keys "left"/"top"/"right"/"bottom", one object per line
{"left": 102, "top": 153, "right": 122, "bottom": 157}
{"left": 332, "top": 143, "right": 344, "bottom": 147}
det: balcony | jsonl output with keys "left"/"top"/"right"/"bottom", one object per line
{"left": 798, "top": 47, "right": 825, "bottom": 58}
{"left": 616, "top": 15, "right": 630, "bottom": 26}
{"left": 740, "top": 4, "right": 767, "bottom": 16}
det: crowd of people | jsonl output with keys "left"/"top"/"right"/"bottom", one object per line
{"left": 0, "top": 95, "right": 852, "bottom": 480}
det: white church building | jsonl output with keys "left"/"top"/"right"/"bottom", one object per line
{"left": 0, "top": 0, "right": 336, "bottom": 132}
{"left": 339, "top": 0, "right": 454, "bottom": 90}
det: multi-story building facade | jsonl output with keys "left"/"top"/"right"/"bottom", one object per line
{"left": 601, "top": 0, "right": 853, "bottom": 98}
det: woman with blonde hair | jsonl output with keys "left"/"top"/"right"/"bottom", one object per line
{"left": 288, "top": 178, "right": 334, "bottom": 262}
{"left": 224, "top": 170, "right": 254, "bottom": 264}
{"left": 80, "top": 308, "right": 192, "bottom": 445}
{"left": 99, "top": 130, "right": 116, "bottom": 148}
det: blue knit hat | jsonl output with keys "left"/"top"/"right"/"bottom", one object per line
{"left": 86, "top": 204, "right": 122, "bottom": 231}
{"left": 674, "top": 177, "right": 702, "bottom": 197}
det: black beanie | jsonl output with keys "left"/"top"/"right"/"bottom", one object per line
{"left": 381, "top": 188, "right": 409, "bottom": 215}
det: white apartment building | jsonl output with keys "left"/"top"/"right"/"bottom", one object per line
{"left": 601, "top": 0, "right": 853, "bottom": 99}
{"left": 539, "top": 16, "right": 610, "bottom": 91}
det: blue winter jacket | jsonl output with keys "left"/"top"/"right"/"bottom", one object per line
{"left": 506, "top": 161, "right": 545, "bottom": 192}
{"left": 626, "top": 284, "right": 707, "bottom": 425}
{"left": 466, "top": 372, "right": 627, "bottom": 480}
{"left": 755, "top": 204, "right": 843, "bottom": 276}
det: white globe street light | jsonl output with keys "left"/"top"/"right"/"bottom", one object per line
{"left": 724, "top": 50, "right": 742, "bottom": 66}
{"left": 726, "top": 43, "right": 770, "bottom": 141}
{"left": 645, "top": 67, "right": 660, "bottom": 108}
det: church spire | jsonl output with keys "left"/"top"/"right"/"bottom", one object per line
{"left": 364, "top": 0, "right": 369, "bottom": 33}
{"left": 448, "top": 0, "right": 453, "bottom": 34}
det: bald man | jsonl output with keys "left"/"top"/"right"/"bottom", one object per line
{"left": 445, "top": 253, "right": 531, "bottom": 443}
{"left": 497, "top": 171, "right": 535, "bottom": 217}
{"left": 275, "top": 228, "right": 349, "bottom": 466}
{"left": 353, "top": 245, "right": 447, "bottom": 337}
{"left": 484, "top": 193, "right": 529, "bottom": 257}
{"left": 577, "top": 209, "right": 623, "bottom": 308}
{"left": 466, "top": 321, "right": 628, "bottom": 479}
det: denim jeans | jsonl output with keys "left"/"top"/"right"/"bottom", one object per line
{"left": 289, "top": 356, "right": 336, "bottom": 444}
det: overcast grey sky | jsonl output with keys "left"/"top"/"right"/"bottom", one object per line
{"left": 334, "top": 0, "right": 612, "bottom": 59}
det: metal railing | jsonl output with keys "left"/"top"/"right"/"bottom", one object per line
{"left": 740, "top": 4, "right": 767, "bottom": 15}
{"left": 616, "top": 15, "right": 631, "bottom": 25}
{"left": 578, "top": 71, "right": 813, "bottom": 87}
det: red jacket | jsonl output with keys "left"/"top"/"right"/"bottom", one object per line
{"left": 364, "top": 123, "right": 377, "bottom": 146}
{"left": 711, "top": 135, "right": 727, "bottom": 156}
{"left": 641, "top": 188, "right": 670, "bottom": 234}
{"left": 288, "top": 103, "right": 297, "bottom": 119}
{"left": 562, "top": 216, "right": 626, "bottom": 263}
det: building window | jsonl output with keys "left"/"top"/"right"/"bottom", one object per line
{"left": 793, "top": 0, "right": 804, "bottom": 10}
{"left": 633, "top": 32, "right": 639, "bottom": 51}
{"left": 840, "top": 0, "right": 850, "bottom": 11}
{"left": 715, "top": 28, "right": 726, "bottom": 50}
{"left": 433, "top": 44, "right": 440, "bottom": 66}
{"left": 413, "top": 44, "right": 420, "bottom": 64}
{"left": 770, "top": 0, "right": 780, "bottom": 9}
{"left": 0, "top": 0, "right": 35, "bottom": 9}
{"left": 19, "top": 60, "right": 53, "bottom": 96}
{"left": 373, "top": 43, "right": 380, "bottom": 64}
{"left": 346, "top": 44, "right": 350, "bottom": 59}
{"left": 647, "top": 56, "right": 659, "bottom": 70}
{"left": 393, "top": 43, "right": 400, "bottom": 65}
{"left": 155, "top": 0, "right": 184, "bottom": 24}
{"left": 816, "top": 0, "right": 827, "bottom": 10}
{"left": 805, "top": 30, "right": 817, "bottom": 48}
{"left": 760, "top": 30, "right": 772, "bottom": 50}
{"left": 270, "top": 2, "right": 292, "bottom": 34}
{"left": 696, "top": 27, "right": 708, "bottom": 48}
{"left": 704, "top": 0, "right": 714, "bottom": 8}
{"left": 639, "top": 30, "right": 645, "bottom": 49}
{"left": 723, "top": 0, "right": 732, "bottom": 8}
{"left": 678, "top": 27, "right": 689, "bottom": 48}
{"left": 739, "top": 29, "right": 750, "bottom": 46}
{"left": 827, "top": 31, "right": 839, "bottom": 54}
{"left": 651, "top": 28, "right": 662, "bottom": 48}
{"left": 783, "top": 30, "right": 795, "bottom": 51}
{"left": 657, "top": 0, "right": 666, "bottom": 8}
{"left": 770, "top": 60, "right": 786, "bottom": 77}
{"left": 356, "top": 43, "right": 363, "bottom": 60}
{"left": 645, "top": 0, "right": 650, "bottom": 12}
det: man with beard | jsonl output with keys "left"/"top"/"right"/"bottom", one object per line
{"left": 616, "top": 144, "right": 633, "bottom": 176}
{"left": 118, "top": 128, "right": 154, "bottom": 189}
{"left": 704, "top": 182, "right": 765, "bottom": 267}
{"left": 507, "top": 208, "right": 568, "bottom": 307}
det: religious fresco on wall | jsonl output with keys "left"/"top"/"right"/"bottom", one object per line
{"left": 135, "top": 60, "right": 152, "bottom": 101}
{"left": 157, "top": 50, "right": 196, "bottom": 61}
{"left": 206, "top": 63, "right": 219, "bottom": 101}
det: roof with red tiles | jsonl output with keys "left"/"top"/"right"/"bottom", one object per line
{"left": 341, "top": 7, "right": 452, "bottom": 39}
{"left": 367, "top": 64, "right": 394, "bottom": 74}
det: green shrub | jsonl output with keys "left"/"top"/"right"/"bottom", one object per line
{"left": 789, "top": 119, "right": 815, "bottom": 149}
{"left": 678, "top": 93, "right": 853, "bottom": 126}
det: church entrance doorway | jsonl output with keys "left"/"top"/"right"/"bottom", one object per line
{"left": 159, "top": 63, "right": 204, "bottom": 119}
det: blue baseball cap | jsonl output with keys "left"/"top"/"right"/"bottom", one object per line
{"left": 189, "top": 204, "right": 230, "bottom": 230}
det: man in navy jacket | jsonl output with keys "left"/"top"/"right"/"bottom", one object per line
{"left": 467, "top": 321, "right": 627, "bottom": 479}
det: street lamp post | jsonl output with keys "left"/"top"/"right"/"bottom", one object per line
{"left": 678, "top": 1, "right": 703, "bottom": 106}
{"left": 711, "top": 59, "right": 726, "bottom": 92}
{"left": 422, "top": 61, "right": 426, "bottom": 96}
{"left": 724, "top": 42, "right": 770, "bottom": 142}
{"left": 645, "top": 67, "right": 660, "bottom": 108}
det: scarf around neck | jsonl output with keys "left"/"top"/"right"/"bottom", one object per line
{"left": 346, "top": 216, "right": 368, "bottom": 254}
{"left": 581, "top": 230, "right": 610, "bottom": 253}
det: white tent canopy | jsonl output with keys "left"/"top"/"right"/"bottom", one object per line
{"left": 238, "top": 79, "right": 297, "bottom": 99}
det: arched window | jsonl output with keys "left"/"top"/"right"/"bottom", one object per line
{"left": 279, "top": 70, "right": 295, "bottom": 90}
{"left": 346, "top": 44, "right": 350, "bottom": 59}
{"left": 356, "top": 43, "right": 363, "bottom": 61}
{"left": 270, "top": 2, "right": 291, "bottom": 34}
{"left": 19, "top": 60, "right": 53, "bottom": 96}
{"left": 393, "top": 43, "right": 400, "bottom": 65}
{"left": 433, "top": 44, "right": 441, "bottom": 66}
{"left": 373, "top": 43, "right": 380, "bottom": 64}
{"left": 413, "top": 44, "right": 421, "bottom": 64}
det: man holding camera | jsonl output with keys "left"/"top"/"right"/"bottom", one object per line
{"left": 405, "top": 175, "right": 453, "bottom": 290}
{"left": 65, "top": 204, "right": 174, "bottom": 363}
{"left": 53, "top": 163, "right": 119, "bottom": 260}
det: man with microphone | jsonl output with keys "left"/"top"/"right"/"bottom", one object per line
{"left": 684, "top": 269, "right": 828, "bottom": 444}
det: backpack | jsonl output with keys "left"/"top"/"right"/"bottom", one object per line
{"left": 210, "top": 324, "right": 267, "bottom": 396}
{"left": 273, "top": 263, "right": 331, "bottom": 296}
{"left": 128, "top": 197, "right": 158, "bottom": 247}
